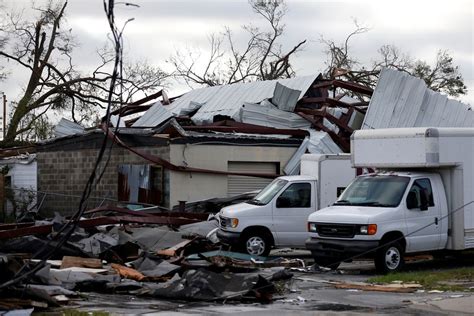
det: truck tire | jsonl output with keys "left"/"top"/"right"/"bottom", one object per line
{"left": 375, "top": 241, "right": 404, "bottom": 274}
{"left": 313, "top": 258, "right": 341, "bottom": 270}
{"left": 241, "top": 232, "right": 271, "bottom": 257}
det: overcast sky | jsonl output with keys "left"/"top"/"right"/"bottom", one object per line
{"left": 1, "top": 0, "right": 473, "bottom": 112}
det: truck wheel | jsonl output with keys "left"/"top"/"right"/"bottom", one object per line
{"left": 313, "top": 258, "right": 341, "bottom": 270}
{"left": 375, "top": 241, "right": 404, "bottom": 274}
{"left": 241, "top": 233, "right": 271, "bottom": 257}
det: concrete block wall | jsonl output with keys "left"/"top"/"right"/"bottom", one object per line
{"left": 37, "top": 146, "right": 170, "bottom": 215}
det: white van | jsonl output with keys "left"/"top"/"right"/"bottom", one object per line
{"left": 217, "top": 154, "right": 356, "bottom": 256}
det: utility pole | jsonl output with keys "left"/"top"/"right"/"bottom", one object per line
{"left": 2, "top": 93, "right": 6, "bottom": 141}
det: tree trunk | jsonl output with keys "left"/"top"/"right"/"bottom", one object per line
{"left": 4, "top": 95, "right": 31, "bottom": 143}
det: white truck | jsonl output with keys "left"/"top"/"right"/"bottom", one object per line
{"left": 306, "top": 127, "right": 474, "bottom": 273}
{"left": 217, "top": 153, "right": 356, "bottom": 256}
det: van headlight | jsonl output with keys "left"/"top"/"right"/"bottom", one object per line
{"left": 359, "top": 224, "right": 377, "bottom": 235}
{"left": 229, "top": 218, "right": 239, "bottom": 228}
{"left": 308, "top": 222, "right": 317, "bottom": 232}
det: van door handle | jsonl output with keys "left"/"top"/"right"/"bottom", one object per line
{"left": 435, "top": 217, "right": 438, "bottom": 225}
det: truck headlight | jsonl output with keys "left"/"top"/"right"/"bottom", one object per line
{"left": 359, "top": 224, "right": 377, "bottom": 235}
{"left": 230, "top": 218, "right": 239, "bottom": 228}
{"left": 308, "top": 222, "right": 317, "bottom": 232}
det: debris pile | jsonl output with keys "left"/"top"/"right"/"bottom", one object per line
{"left": 0, "top": 206, "right": 299, "bottom": 312}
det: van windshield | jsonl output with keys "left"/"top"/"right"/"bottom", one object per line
{"left": 248, "top": 179, "right": 288, "bottom": 205}
{"left": 334, "top": 175, "right": 410, "bottom": 207}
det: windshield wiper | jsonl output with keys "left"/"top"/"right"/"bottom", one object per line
{"left": 248, "top": 199, "right": 265, "bottom": 205}
{"left": 354, "top": 201, "right": 393, "bottom": 207}
{"left": 333, "top": 199, "right": 351, "bottom": 205}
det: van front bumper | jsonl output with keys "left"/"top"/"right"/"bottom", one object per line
{"left": 305, "top": 237, "right": 379, "bottom": 261}
{"left": 216, "top": 229, "right": 241, "bottom": 246}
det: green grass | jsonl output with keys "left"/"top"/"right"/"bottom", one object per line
{"left": 368, "top": 267, "right": 474, "bottom": 291}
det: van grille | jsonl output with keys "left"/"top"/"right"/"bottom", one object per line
{"left": 317, "top": 224, "right": 355, "bottom": 238}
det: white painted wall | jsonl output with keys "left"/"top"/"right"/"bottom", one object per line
{"left": 11, "top": 161, "right": 38, "bottom": 192}
{"left": 2, "top": 158, "right": 37, "bottom": 214}
{"left": 169, "top": 144, "right": 298, "bottom": 208}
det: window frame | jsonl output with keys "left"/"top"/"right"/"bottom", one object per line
{"left": 275, "top": 182, "right": 312, "bottom": 209}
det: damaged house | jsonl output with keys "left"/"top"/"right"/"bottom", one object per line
{"left": 2, "top": 68, "right": 471, "bottom": 216}
{"left": 32, "top": 74, "right": 371, "bottom": 214}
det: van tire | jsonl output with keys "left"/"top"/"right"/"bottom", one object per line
{"left": 240, "top": 232, "right": 272, "bottom": 257}
{"left": 375, "top": 241, "right": 405, "bottom": 274}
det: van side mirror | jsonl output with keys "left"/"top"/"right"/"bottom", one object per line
{"left": 406, "top": 191, "right": 418, "bottom": 209}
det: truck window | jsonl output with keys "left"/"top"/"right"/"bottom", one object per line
{"left": 248, "top": 179, "right": 288, "bottom": 205}
{"left": 276, "top": 183, "right": 311, "bottom": 208}
{"left": 407, "top": 178, "right": 435, "bottom": 207}
{"left": 335, "top": 175, "right": 410, "bottom": 207}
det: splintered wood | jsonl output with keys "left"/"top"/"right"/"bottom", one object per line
{"left": 60, "top": 256, "right": 103, "bottom": 269}
{"left": 332, "top": 281, "right": 422, "bottom": 293}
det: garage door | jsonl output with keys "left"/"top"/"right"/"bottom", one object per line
{"left": 227, "top": 161, "right": 278, "bottom": 197}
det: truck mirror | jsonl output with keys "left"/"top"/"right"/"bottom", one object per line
{"left": 406, "top": 191, "right": 419, "bottom": 209}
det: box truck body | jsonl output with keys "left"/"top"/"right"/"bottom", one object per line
{"left": 306, "top": 128, "right": 474, "bottom": 272}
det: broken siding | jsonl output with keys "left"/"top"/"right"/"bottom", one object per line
{"left": 363, "top": 68, "right": 473, "bottom": 130}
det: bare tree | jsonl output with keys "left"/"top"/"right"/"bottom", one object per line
{"left": 321, "top": 22, "right": 467, "bottom": 98}
{"left": 169, "top": 0, "right": 306, "bottom": 88}
{"left": 0, "top": 1, "right": 168, "bottom": 143}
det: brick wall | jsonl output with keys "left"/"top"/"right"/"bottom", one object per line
{"left": 37, "top": 145, "right": 170, "bottom": 216}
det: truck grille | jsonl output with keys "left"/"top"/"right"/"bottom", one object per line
{"left": 317, "top": 224, "right": 355, "bottom": 238}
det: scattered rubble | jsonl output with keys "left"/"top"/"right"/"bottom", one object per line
{"left": 0, "top": 205, "right": 298, "bottom": 312}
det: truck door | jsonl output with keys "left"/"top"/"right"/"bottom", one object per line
{"left": 272, "top": 181, "right": 315, "bottom": 247}
{"left": 404, "top": 178, "right": 442, "bottom": 252}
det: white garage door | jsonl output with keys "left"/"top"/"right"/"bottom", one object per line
{"left": 227, "top": 161, "right": 278, "bottom": 197}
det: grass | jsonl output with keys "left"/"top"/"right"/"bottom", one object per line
{"left": 368, "top": 267, "right": 474, "bottom": 291}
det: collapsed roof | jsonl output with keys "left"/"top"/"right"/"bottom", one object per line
{"left": 363, "top": 68, "right": 473, "bottom": 129}
{"left": 104, "top": 74, "right": 372, "bottom": 174}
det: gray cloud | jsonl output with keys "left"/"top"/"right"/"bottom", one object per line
{"left": 1, "top": 0, "right": 473, "bottom": 106}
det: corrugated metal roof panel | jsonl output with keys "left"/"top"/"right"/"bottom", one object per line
{"left": 283, "top": 130, "right": 342, "bottom": 175}
{"left": 239, "top": 102, "right": 311, "bottom": 129}
{"left": 168, "top": 75, "right": 318, "bottom": 125}
{"left": 363, "top": 68, "right": 473, "bottom": 130}
{"left": 272, "top": 82, "right": 301, "bottom": 112}
{"left": 54, "top": 118, "right": 85, "bottom": 138}
{"left": 132, "top": 101, "right": 172, "bottom": 127}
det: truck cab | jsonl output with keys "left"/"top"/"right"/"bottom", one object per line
{"left": 307, "top": 171, "right": 449, "bottom": 272}
{"left": 217, "top": 154, "right": 355, "bottom": 256}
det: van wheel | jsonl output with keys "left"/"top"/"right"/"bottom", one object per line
{"left": 241, "top": 233, "right": 271, "bottom": 257}
{"left": 375, "top": 241, "right": 404, "bottom": 274}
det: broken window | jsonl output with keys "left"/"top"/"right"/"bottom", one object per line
{"left": 118, "top": 164, "right": 163, "bottom": 205}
